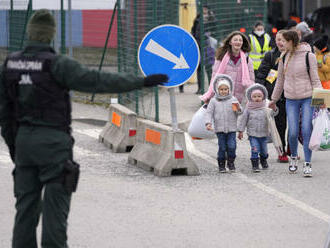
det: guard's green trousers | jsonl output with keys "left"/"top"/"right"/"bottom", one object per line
{"left": 12, "top": 165, "right": 72, "bottom": 248}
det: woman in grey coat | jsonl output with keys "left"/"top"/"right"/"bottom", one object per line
{"left": 205, "top": 74, "right": 242, "bottom": 173}
{"left": 238, "top": 84, "right": 278, "bottom": 172}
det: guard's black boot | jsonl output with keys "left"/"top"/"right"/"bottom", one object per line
{"left": 251, "top": 158, "right": 260, "bottom": 173}
{"left": 227, "top": 157, "right": 236, "bottom": 172}
{"left": 218, "top": 160, "right": 227, "bottom": 173}
{"left": 260, "top": 155, "right": 269, "bottom": 169}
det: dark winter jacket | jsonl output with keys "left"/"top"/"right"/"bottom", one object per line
{"left": 0, "top": 41, "right": 144, "bottom": 166}
{"left": 255, "top": 47, "right": 285, "bottom": 101}
{"left": 191, "top": 14, "right": 216, "bottom": 66}
{"left": 191, "top": 13, "right": 216, "bottom": 45}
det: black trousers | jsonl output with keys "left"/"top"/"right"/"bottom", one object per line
{"left": 12, "top": 164, "right": 71, "bottom": 248}
{"left": 274, "top": 99, "right": 287, "bottom": 152}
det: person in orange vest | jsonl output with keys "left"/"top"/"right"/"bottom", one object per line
{"left": 314, "top": 35, "right": 330, "bottom": 89}
{"left": 248, "top": 21, "right": 274, "bottom": 77}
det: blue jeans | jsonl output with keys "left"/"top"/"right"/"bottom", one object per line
{"left": 216, "top": 132, "right": 236, "bottom": 161}
{"left": 248, "top": 136, "right": 268, "bottom": 159}
{"left": 286, "top": 98, "right": 314, "bottom": 162}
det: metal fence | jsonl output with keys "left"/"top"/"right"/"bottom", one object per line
{"left": 0, "top": 0, "right": 267, "bottom": 122}
{"left": 117, "top": 0, "right": 180, "bottom": 122}
{"left": 197, "top": 0, "right": 267, "bottom": 92}
{"left": 117, "top": 0, "right": 267, "bottom": 120}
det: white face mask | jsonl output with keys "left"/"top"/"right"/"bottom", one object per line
{"left": 255, "top": 30, "right": 265, "bottom": 37}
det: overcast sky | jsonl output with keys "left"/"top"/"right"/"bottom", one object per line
{"left": 0, "top": 0, "right": 116, "bottom": 10}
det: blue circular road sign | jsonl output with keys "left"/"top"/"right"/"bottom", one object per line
{"left": 138, "top": 24, "right": 200, "bottom": 88}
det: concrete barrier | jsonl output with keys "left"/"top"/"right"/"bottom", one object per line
{"left": 99, "top": 104, "right": 137, "bottom": 152}
{"left": 128, "top": 118, "right": 200, "bottom": 176}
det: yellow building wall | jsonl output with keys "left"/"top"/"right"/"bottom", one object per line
{"left": 179, "top": 0, "right": 197, "bottom": 32}
{"left": 179, "top": 0, "right": 198, "bottom": 83}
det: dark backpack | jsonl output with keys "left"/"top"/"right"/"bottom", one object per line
{"left": 282, "top": 52, "right": 311, "bottom": 80}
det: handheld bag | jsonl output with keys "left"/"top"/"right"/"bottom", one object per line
{"left": 309, "top": 109, "right": 330, "bottom": 151}
{"left": 265, "top": 108, "right": 283, "bottom": 156}
{"left": 188, "top": 105, "right": 216, "bottom": 139}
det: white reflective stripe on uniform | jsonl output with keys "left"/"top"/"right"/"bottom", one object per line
{"left": 263, "top": 33, "right": 271, "bottom": 53}
{"left": 249, "top": 33, "right": 271, "bottom": 69}
{"left": 249, "top": 34, "right": 257, "bottom": 53}
{"left": 250, "top": 58, "right": 263, "bottom": 62}
{"left": 249, "top": 34, "right": 271, "bottom": 55}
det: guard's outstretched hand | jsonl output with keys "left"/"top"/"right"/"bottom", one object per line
{"left": 144, "top": 74, "right": 168, "bottom": 87}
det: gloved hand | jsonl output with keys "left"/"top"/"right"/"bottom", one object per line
{"left": 144, "top": 74, "right": 169, "bottom": 87}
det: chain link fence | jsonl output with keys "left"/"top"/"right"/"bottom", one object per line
{"left": 117, "top": 0, "right": 180, "bottom": 122}
{"left": 197, "top": 0, "right": 267, "bottom": 92}
{"left": 0, "top": 1, "right": 30, "bottom": 61}
{"left": 0, "top": 0, "right": 267, "bottom": 122}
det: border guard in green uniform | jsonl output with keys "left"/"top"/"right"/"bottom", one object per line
{"left": 0, "top": 9, "right": 167, "bottom": 248}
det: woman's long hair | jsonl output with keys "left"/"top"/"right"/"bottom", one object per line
{"left": 282, "top": 30, "right": 300, "bottom": 75}
{"left": 215, "top": 31, "right": 251, "bottom": 61}
{"left": 282, "top": 30, "right": 300, "bottom": 54}
{"left": 275, "top": 29, "right": 287, "bottom": 65}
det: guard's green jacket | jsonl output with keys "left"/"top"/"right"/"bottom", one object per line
{"left": 0, "top": 41, "right": 144, "bottom": 176}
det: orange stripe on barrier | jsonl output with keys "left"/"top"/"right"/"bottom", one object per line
{"left": 111, "top": 112, "right": 121, "bottom": 127}
{"left": 145, "top": 129, "right": 161, "bottom": 145}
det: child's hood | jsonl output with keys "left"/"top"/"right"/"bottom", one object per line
{"left": 246, "top": 83, "right": 268, "bottom": 102}
{"left": 212, "top": 74, "right": 234, "bottom": 100}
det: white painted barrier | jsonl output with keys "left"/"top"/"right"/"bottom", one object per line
{"left": 128, "top": 118, "right": 199, "bottom": 176}
{"left": 99, "top": 104, "right": 137, "bottom": 152}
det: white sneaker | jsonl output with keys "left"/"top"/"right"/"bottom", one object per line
{"left": 289, "top": 156, "right": 298, "bottom": 173}
{"left": 303, "top": 162, "right": 312, "bottom": 177}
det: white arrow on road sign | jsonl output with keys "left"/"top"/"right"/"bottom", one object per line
{"left": 145, "top": 39, "right": 190, "bottom": 69}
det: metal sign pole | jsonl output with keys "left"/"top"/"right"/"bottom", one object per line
{"left": 168, "top": 88, "right": 178, "bottom": 131}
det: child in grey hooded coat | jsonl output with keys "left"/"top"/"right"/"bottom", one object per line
{"left": 238, "top": 84, "right": 278, "bottom": 172}
{"left": 205, "top": 74, "right": 242, "bottom": 172}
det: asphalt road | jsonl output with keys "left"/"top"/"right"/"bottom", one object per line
{"left": 1, "top": 115, "right": 330, "bottom": 247}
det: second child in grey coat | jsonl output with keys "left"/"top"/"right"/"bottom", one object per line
{"left": 238, "top": 84, "right": 278, "bottom": 172}
{"left": 205, "top": 74, "right": 242, "bottom": 173}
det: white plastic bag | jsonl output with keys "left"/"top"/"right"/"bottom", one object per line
{"left": 188, "top": 105, "right": 216, "bottom": 139}
{"left": 265, "top": 108, "right": 283, "bottom": 156}
{"left": 309, "top": 109, "right": 330, "bottom": 151}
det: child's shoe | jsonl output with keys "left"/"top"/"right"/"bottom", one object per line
{"left": 260, "top": 156, "right": 269, "bottom": 169}
{"left": 251, "top": 158, "right": 260, "bottom": 173}
{"left": 227, "top": 158, "right": 236, "bottom": 172}
{"left": 218, "top": 160, "right": 227, "bottom": 173}
{"left": 289, "top": 156, "right": 298, "bottom": 173}
{"left": 303, "top": 162, "right": 312, "bottom": 177}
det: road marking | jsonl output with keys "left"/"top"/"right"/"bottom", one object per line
{"left": 184, "top": 133, "right": 330, "bottom": 223}
{"left": 74, "top": 128, "right": 101, "bottom": 139}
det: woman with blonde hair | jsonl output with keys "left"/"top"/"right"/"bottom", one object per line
{"left": 200, "top": 31, "right": 254, "bottom": 104}
{"left": 256, "top": 29, "right": 289, "bottom": 163}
